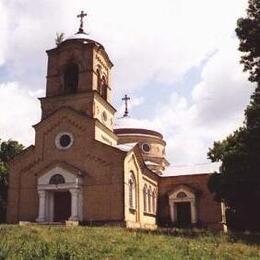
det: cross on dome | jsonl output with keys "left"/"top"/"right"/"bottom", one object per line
{"left": 122, "top": 94, "right": 130, "bottom": 117}
{"left": 77, "top": 10, "right": 87, "bottom": 34}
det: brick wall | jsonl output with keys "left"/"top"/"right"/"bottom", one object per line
{"left": 158, "top": 174, "right": 223, "bottom": 230}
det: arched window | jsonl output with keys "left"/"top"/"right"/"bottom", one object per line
{"left": 100, "top": 76, "right": 107, "bottom": 100}
{"left": 152, "top": 190, "right": 156, "bottom": 214}
{"left": 143, "top": 185, "right": 148, "bottom": 212}
{"left": 176, "top": 191, "right": 187, "bottom": 198}
{"left": 49, "top": 174, "right": 65, "bottom": 185}
{"left": 64, "top": 63, "right": 79, "bottom": 94}
{"left": 129, "top": 172, "right": 136, "bottom": 209}
{"left": 148, "top": 187, "right": 152, "bottom": 213}
{"left": 96, "top": 69, "right": 101, "bottom": 93}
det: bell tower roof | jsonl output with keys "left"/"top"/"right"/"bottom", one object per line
{"left": 63, "top": 11, "right": 98, "bottom": 44}
{"left": 54, "top": 11, "right": 112, "bottom": 67}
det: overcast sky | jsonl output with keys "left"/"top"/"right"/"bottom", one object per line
{"left": 0, "top": 0, "right": 255, "bottom": 166}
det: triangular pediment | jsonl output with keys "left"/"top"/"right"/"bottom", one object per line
{"left": 37, "top": 161, "right": 85, "bottom": 185}
{"left": 33, "top": 106, "right": 92, "bottom": 130}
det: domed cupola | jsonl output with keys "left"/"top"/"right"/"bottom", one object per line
{"left": 62, "top": 11, "right": 104, "bottom": 50}
{"left": 114, "top": 95, "right": 170, "bottom": 175}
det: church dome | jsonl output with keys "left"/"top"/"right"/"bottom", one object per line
{"left": 63, "top": 32, "right": 103, "bottom": 48}
{"left": 114, "top": 128, "right": 170, "bottom": 175}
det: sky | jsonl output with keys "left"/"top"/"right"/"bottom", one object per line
{"left": 0, "top": 0, "right": 255, "bottom": 167}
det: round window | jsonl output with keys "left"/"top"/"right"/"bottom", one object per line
{"left": 142, "top": 143, "right": 151, "bottom": 153}
{"left": 59, "top": 134, "right": 71, "bottom": 147}
{"left": 55, "top": 132, "right": 74, "bottom": 150}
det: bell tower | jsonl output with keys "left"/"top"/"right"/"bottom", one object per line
{"left": 40, "top": 12, "right": 117, "bottom": 146}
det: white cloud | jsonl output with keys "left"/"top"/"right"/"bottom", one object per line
{"left": 0, "top": 0, "right": 254, "bottom": 168}
{"left": 0, "top": 82, "right": 41, "bottom": 146}
{"left": 0, "top": 2, "right": 8, "bottom": 66}
{"left": 0, "top": 0, "right": 248, "bottom": 90}
{"left": 116, "top": 37, "right": 253, "bottom": 165}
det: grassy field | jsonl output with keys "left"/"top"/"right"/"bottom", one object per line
{"left": 0, "top": 225, "right": 259, "bottom": 259}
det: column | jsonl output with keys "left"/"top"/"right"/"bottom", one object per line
{"left": 169, "top": 201, "right": 175, "bottom": 222}
{"left": 69, "top": 188, "right": 79, "bottom": 221}
{"left": 191, "top": 200, "right": 197, "bottom": 224}
{"left": 36, "top": 190, "right": 46, "bottom": 223}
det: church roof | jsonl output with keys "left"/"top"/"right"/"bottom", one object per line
{"left": 163, "top": 162, "right": 221, "bottom": 176}
{"left": 115, "top": 142, "right": 137, "bottom": 152}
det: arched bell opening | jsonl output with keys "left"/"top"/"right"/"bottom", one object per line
{"left": 63, "top": 63, "right": 79, "bottom": 95}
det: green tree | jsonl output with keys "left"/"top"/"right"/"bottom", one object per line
{"left": 235, "top": 0, "right": 260, "bottom": 84}
{"left": 0, "top": 139, "right": 24, "bottom": 223}
{"left": 208, "top": 0, "right": 260, "bottom": 231}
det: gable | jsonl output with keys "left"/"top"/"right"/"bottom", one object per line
{"left": 38, "top": 166, "right": 80, "bottom": 185}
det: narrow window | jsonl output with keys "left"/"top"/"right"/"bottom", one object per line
{"left": 143, "top": 185, "right": 147, "bottom": 212}
{"left": 152, "top": 190, "right": 156, "bottom": 214}
{"left": 129, "top": 180, "right": 133, "bottom": 208}
{"left": 96, "top": 69, "right": 101, "bottom": 93}
{"left": 148, "top": 187, "right": 152, "bottom": 213}
{"left": 129, "top": 173, "right": 136, "bottom": 209}
{"left": 64, "top": 63, "right": 79, "bottom": 94}
{"left": 100, "top": 76, "right": 107, "bottom": 100}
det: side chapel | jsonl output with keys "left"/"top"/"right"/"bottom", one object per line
{"left": 7, "top": 12, "right": 224, "bottom": 230}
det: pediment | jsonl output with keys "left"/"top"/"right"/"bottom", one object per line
{"left": 33, "top": 106, "right": 92, "bottom": 131}
{"left": 168, "top": 184, "right": 196, "bottom": 200}
{"left": 37, "top": 161, "right": 85, "bottom": 186}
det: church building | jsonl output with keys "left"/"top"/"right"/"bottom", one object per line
{"left": 7, "top": 12, "right": 224, "bottom": 230}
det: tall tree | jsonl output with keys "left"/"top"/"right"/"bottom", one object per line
{"left": 236, "top": 0, "right": 260, "bottom": 84}
{"left": 0, "top": 140, "right": 24, "bottom": 223}
{"left": 208, "top": 0, "right": 260, "bottom": 231}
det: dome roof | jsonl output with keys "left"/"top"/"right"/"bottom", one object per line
{"left": 63, "top": 32, "right": 103, "bottom": 48}
{"left": 66, "top": 32, "right": 90, "bottom": 40}
{"left": 114, "top": 128, "right": 163, "bottom": 139}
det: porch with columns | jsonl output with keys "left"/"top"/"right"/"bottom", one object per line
{"left": 36, "top": 165, "right": 84, "bottom": 223}
{"left": 168, "top": 186, "right": 198, "bottom": 225}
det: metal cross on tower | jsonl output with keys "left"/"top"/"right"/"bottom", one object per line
{"left": 122, "top": 94, "right": 130, "bottom": 117}
{"left": 77, "top": 10, "right": 87, "bottom": 34}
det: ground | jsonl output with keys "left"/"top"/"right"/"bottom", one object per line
{"left": 0, "top": 226, "right": 259, "bottom": 259}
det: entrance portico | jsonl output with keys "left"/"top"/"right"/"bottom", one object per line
{"left": 36, "top": 164, "right": 83, "bottom": 223}
{"left": 168, "top": 185, "right": 197, "bottom": 226}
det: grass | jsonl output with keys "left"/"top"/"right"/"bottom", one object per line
{"left": 0, "top": 225, "right": 259, "bottom": 259}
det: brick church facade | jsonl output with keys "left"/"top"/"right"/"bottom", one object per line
{"left": 7, "top": 14, "right": 224, "bottom": 230}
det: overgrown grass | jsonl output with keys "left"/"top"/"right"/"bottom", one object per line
{"left": 0, "top": 225, "right": 259, "bottom": 259}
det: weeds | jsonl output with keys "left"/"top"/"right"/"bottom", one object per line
{"left": 0, "top": 225, "right": 259, "bottom": 259}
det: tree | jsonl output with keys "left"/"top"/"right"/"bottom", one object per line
{"left": 235, "top": 0, "right": 260, "bottom": 84}
{"left": 208, "top": 0, "right": 260, "bottom": 231}
{"left": 0, "top": 140, "right": 24, "bottom": 223}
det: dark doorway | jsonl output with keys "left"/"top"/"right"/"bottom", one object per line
{"left": 176, "top": 202, "right": 191, "bottom": 227}
{"left": 64, "top": 63, "right": 79, "bottom": 94}
{"left": 54, "top": 191, "right": 71, "bottom": 222}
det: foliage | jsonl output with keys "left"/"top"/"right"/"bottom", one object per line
{"left": 208, "top": 0, "right": 260, "bottom": 232}
{"left": 0, "top": 225, "right": 259, "bottom": 259}
{"left": 235, "top": 0, "right": 260, "bottom": 83}
{"left": 55, "top": 32, "right": 65, "bottom": 46}
{"left": 208, "top": 87, "right": 260, "bottom": 231}
{"left": 0, "top": 140, "right": 24, "bottom": 223}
